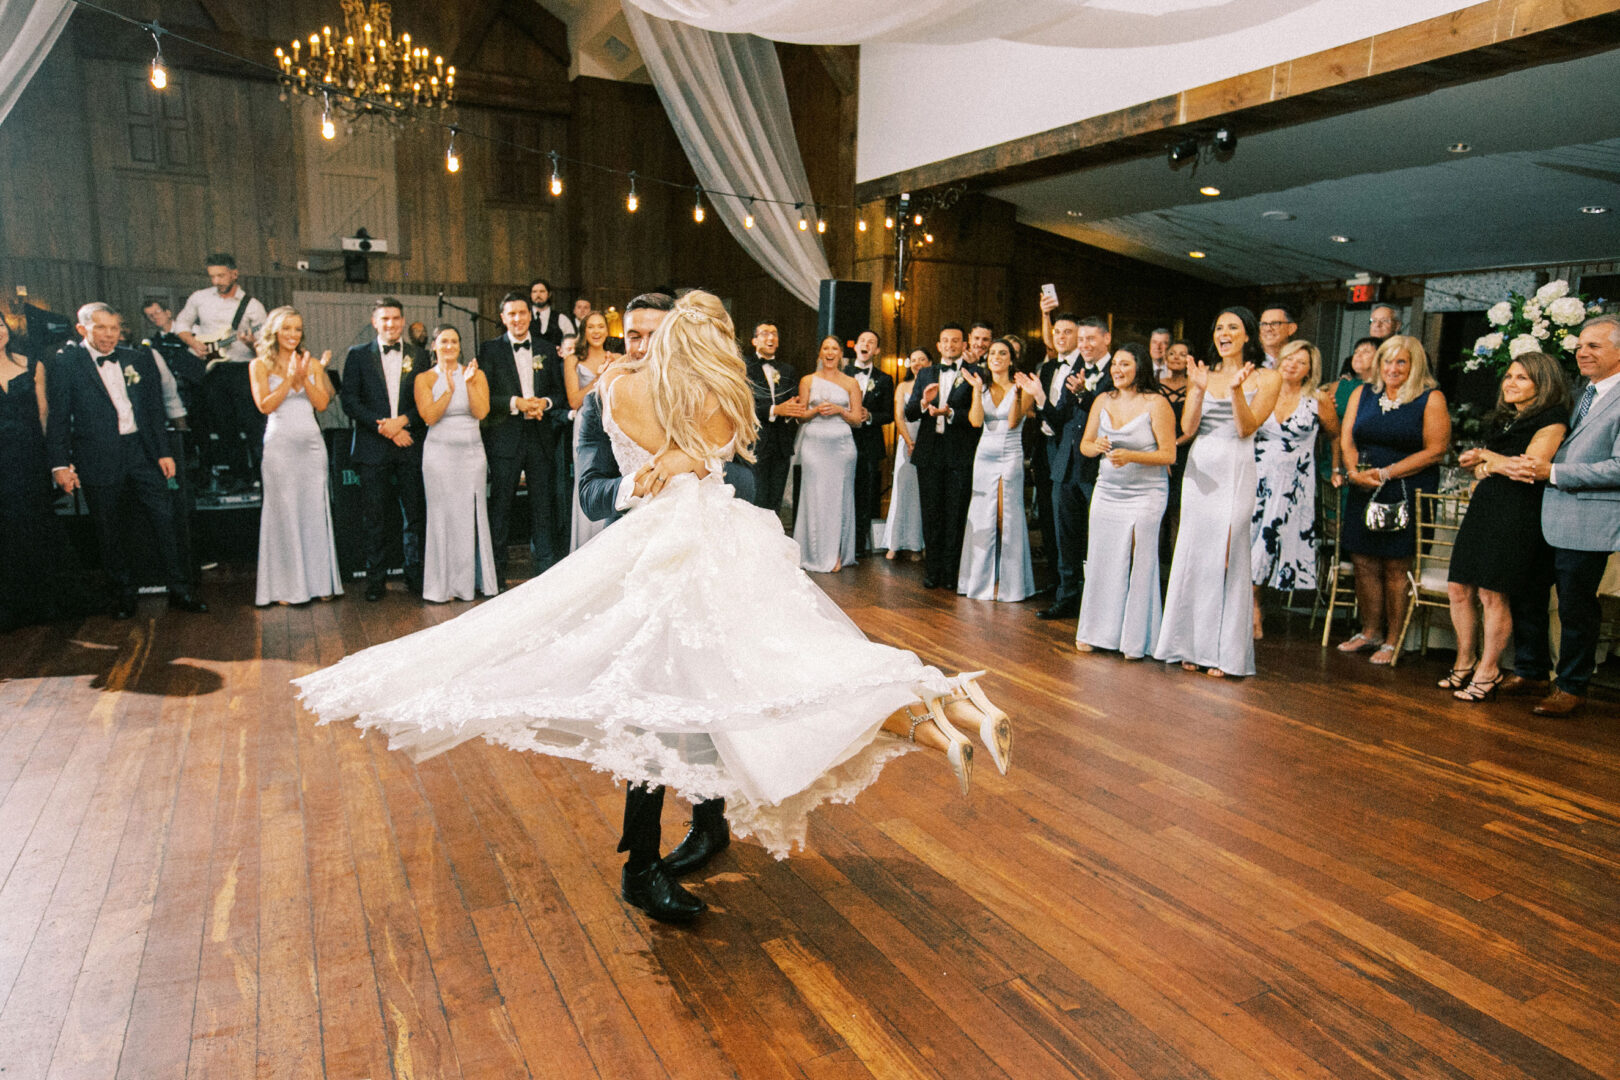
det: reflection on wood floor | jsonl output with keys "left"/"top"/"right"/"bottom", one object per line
{"left": 0, "top": 558, "right": 1617, "bottom": 1079}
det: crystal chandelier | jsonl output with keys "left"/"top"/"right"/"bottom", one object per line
{"left": 276, "top": 0, "right": 454, "bottom": 123}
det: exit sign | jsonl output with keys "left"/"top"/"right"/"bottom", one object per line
{"left": 1348, "top": 284, "right": 1374, "bottom": 303}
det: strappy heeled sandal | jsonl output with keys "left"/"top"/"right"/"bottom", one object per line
{"left": 1437, "top": 666, "right": 1475, "bottom": 690}
{"left": 1454, "top": 673, "right": 1502, "bottom": 702}
{"left": 941, "top": 671, "right": 1012, "bottom": 776}
{"left": 904, "top": 700, "right": 974, "bottom": 798}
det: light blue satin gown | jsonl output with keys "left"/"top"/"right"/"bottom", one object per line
{"left": 1075, "top": 407, "right": 1168, "bottom": 656}
{"left": 422, "top": 368, "right": 498, "bottom": 602}
{"left": 881, "top": 416, "right": 924, "bottom": 553}
{"left": 570, "top": 362, "right": 607, "bottom": 551}
{"left": 958, "top": 387, "right": 1033, "bottom": 601}
{"left": 256, "top": 373, "right": 343, "bottom": 605}
{"left": 793, "top": 375, "right": 858, "bottom": 572}
{"left": 1154, "top": 392, "right": 1257, "bottom": 676}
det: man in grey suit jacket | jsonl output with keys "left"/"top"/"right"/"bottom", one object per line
{"left": 576, "top": 291, "right": 755, "bottom": 924}
{"left": 1500, "top": 314, "right": 1620, "bottom": 716}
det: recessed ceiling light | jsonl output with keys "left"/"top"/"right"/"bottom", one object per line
{"left": 1188, "top": 250, "right": 1207, "bottom": 259}
{"left": 1261, "top": 210, "right": 1294, "bottom": 221}
{"left": 1328, "top": 234, "right": 1352, "bottom": 243}
{"left": 1580, "top": 205, "right": 1610, "bottom": 215}
{"left": 1448, "top": 142, "right": 1471, "bottom": 153}
{"left": 1065, "top": 209, "right": 1084, "bottom": 217}
{"left": 1199, "top": 186, "right": 1221, "bottom": 197}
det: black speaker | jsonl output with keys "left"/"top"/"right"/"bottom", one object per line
{"left": 816, "top": 279, "right": 872, "bottom": 357}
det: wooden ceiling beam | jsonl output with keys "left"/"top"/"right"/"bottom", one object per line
{"left": 855, "top": 0, "right": 1620, "bottom": 201}
{"left": 498, "top": 0, "right": 572, "bottom": 69}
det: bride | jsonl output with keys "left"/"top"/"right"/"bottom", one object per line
{"left": 295, "top": 289, "right": 1012, "bottom": 922}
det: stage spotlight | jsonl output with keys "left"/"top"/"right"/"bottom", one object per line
{"left": 1213, "top": 127, "right": 1237, "bottom": 161}
{"left": 1168, "top": 136, "right": 1200, "bottom": 169}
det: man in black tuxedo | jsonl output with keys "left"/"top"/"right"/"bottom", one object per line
{"left": 528, "top": 278, "right": 575, "bottom": 347}
{"left": 742, "top": 319, "right": 804, "bottom": 518}
{"left": 848, "top": 329, "right": 894, "bottom": 556}
{"left": 340, "top": 296, "right": 428, "bottom": 601}
{"left": 576, "top": 292, "right": 756, "bottom": 924}
{"left": 46, "top": 303, "right": 207, "bottom": 618}
{"left": 905, "top": 323, "right": 984, "bottom": 590}
{"left": 479, "top": 291, "right": 568, "bottom": 584}
{"left": 1017, "top": 310, "right": 1113, "bottom": 619}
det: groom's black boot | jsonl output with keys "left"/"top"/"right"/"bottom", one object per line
{"left": 619, "top": 783, "right": 704, "bottom": 923}
{"left": 662, "top": 798, "right": 730, "bottom": 878}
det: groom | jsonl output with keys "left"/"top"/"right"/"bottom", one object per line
{"left": 576, "top": 291, "right": 756, "bottom": 923}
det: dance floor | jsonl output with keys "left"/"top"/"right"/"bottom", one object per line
{"left": 1, "top": 559, "right": 1618, "bottom": 1080}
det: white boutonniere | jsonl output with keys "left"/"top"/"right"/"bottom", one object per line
{"left": 122, "top": 365, "right": 141, "bottom": 386}
{"left": 532, "top": 357, "right": 545, "bottom": 372}
{"left": 1084, "top": 369, "right": 1102, "bottom": 392}
{"left": 764, "top": 364, "right": 779, "bottom": 387}
{"left": 401, "top": 357, "right": 413, "bottom": 374}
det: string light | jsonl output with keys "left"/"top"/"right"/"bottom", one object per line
{"left": 693, "top": 186, "right": 705, "bottom": 224}
{"left": 445, "top": 126, "right": 460, "bottom": 173}
{"left": 816, "top": 207, "right": 827, "bottom": 234}
{"left": 924, "top": 232, "right": 934, "bottom": 244}
{"left": 743, "top": 197, "right": 755, "bottom": 229}
{"left": 148, "top": 26, "right": 168, "bottom": 89}
{"left": 796, "top": 203, "right": 808, "bottom": 231}
{"left": 548, "top": 151, "right": 562, "bottom": 196}
{"left": 857, "top": 219, "right": 867, "bottom": 232}
{"left": 913, "top": 213, "right": 923, "bottom": 226}
{"left": 627, "top": 172, "right": 639, "bottom": 213}
{"left": 320, "top": 92, "right": 336, "bottom": 140}
{"left": 884, "top": 215, "right": 894, "bottom": 229}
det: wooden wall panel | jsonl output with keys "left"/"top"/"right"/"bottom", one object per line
{"left": 0, "top": 44, "right": 96, "bottom": 264}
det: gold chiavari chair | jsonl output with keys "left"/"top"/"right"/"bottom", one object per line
{"left": 1390, "top": 490, "right": 1470, "bottom": 666}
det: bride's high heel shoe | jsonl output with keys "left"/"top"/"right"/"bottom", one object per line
{"left": 940, "top": 671, "right": 1012, "bottom": 776}
{"left": 904, "top": 701, "right": 973, "bottom": 798}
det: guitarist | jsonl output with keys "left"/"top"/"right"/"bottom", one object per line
{"left": 175, "top": 252, "right": 267, "bottom": 491}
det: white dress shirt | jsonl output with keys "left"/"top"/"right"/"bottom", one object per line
{"left": 761, "top": 358, "right": 785, "bottom": 419}
{"left": 378, "top": 338, "right": 404, "bottom": 418}
{"left": 935, "top": 362, "right": 959, "bottom": 434}
{"left": 174, "top": 285, "right": 267, "bottom": 363}
{"left": 1043, "top": 350, "right": 1078, "bottom": 436}
{"left": 89, "top": 341, "right": 139, "bottom": 436}
{"left": 508, "top": 334, "right": 538, "bottom": 414}
{"left": 853, "top": 362, "right": 874, "bottom": 425}
{"left": 148, "top": 347, "right": 187, "bottom": 420}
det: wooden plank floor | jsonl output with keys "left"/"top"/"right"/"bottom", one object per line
{"left": 1, "top": 558, "right": 1618, "bottom": 1079}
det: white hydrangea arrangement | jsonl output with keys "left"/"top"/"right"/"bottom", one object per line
{"left": 1466, "top": 279, "right": 1603, "bottom": 373}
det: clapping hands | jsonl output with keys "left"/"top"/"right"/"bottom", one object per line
{"left": 921, "top": 382, "right": 948, "bottom": 416}
{"left": 1189, "top": 360, "right": 1211, "bottom": 390}
{"left": 1013, "top": 370, "right": 1044, "bottom": 405}
{"left": 961, "top": 368, "right": 984, "bottom": 392}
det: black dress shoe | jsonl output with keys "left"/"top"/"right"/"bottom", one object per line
{"left": 113, "top": 594, "right": 139, "bottom": 620}
{"left": 168, "top": 591, "right": 209, "bottom": 614}
{"left": 662, "top": 813, "right": 730, "bottom": 878}
{"left": 922, "top": 576, "right": 941, "bottom": 590}
{"left": 365, "top": 580, "right": 386, "bottom": 602}
{"left": 1037, "top": 598, "right": 1079, "bottom": 620}
{"left": 621, "top": 863, "right": 705, "bottom": 923}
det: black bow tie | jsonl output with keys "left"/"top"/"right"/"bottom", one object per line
{"left": 512, "top": 340, "right": 531, "bottom": 352}
{"left": 96, "top": 354, "right": 118, "bottom": 367}
{"left": 855, "top": 362, "right": 873, "bottom": 371}
{"left": 940, "top": 362, "right": 957, "bottom": 370}
{"left": 381, "top": 344, "right": 401, "bottom": 357}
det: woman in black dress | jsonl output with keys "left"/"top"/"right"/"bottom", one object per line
{"left": 1338, "top": 336, "right": 1452, "bottom": 664}
{"left": 0, "top": 318, "right": 69, "bottom": 629}
{"left": 1158, "top": 338, "right": 1195, "bottom": 563}
{"left": 1443, "top": 352, "right": 1570, "bottom": 701}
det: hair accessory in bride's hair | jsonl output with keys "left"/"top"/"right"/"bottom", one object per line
{"left": 677, "top": 307, "right": 711, "bottom": 326}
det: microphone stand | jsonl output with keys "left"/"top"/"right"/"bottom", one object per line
{"left": 437, "top": 292, "right": 496, "bottom": 353}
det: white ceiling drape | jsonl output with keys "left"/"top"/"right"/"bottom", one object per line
{"left": 0, "top": 0, "right": 74, "bottom": 128}
{"left": 622, "top": 3, "right": 831, "bottom": 310}
{"left": 622, "top": 0, "right": 1325, "bottom": 49}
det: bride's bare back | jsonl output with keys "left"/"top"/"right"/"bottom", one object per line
{"left": 601, "top": 368, "right": 737, "bottom": 460}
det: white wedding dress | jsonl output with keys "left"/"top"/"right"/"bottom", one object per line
{"left": 295, "top": 385, "right": 952, "bottom": 857}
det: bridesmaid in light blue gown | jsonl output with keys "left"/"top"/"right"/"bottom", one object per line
{"left": 1075, "top": 344, "right": 1178, "bottom": 657}
{"left": 565, "top": 315, "right": 621, "bottom": 551}
{"left": 882, "top": 347, "right": 930, "bottom": 559}
{"left": 792, "top": 336, "right": 865, "bottom": 572}
{"left": 250, "top": 306, "right": 343, "bottom": 606}
{"left": 958, "top": 338, "right": 1034, "bottom": 601}
{"left": 1154, "top": 308, "right": 1282, "bottom": 677}
{"left": 416, "top": 325, "right": 497, "bottom": 603}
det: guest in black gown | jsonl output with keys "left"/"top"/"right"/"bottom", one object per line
{"left": 1443, "top": 353, "right": 1570, "bottom": 701}
{"left": 0, "top": 321, "right": 58, "bottom": 629}
{"left": 1158, "top": 338, "right": 1194, "bottom": 563}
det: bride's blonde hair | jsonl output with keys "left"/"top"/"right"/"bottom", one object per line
{"left": 635, "top": 289, "right": 759, "bottom": 463}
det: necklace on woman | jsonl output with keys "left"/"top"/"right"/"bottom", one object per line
{"left": 1379, "top": 392, "right": 1401, "bottom": 414}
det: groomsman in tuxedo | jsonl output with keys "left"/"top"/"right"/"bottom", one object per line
{"left": 966, "top": 322, "right": 994, "bottom": 365}
{"left": 743, "top": 319, "right": 804, "bottom": 517}
{"left": 1498, "top": 315, "right": 1620, "bottom": 717}
{"left": 480, "top": 291, "right": 568, "bottom": 584}
{"left": 575, "top": 291, "right": 757, "bottom": 924}
{"left": 340, "top": 297, "right": 428, "bottom": 600}
{"left": 1016, "top": 308, "right": 1112, "bottom": 619}
{"left": 848, "top": 329, "right": 894, "bottom": 556}
{"left": 905, "top": 323, "right": 984, "bottom": 590}
{"left": 528, "top": 278, "right": 576, "bottom": 347}
{"left": 46, "top": 303, "right": 207, "bottom": 618}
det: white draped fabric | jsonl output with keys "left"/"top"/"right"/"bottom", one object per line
{"left": 621, "top": 4, "right": 830, "bottom": 310}
{"left": 623, "top": 0, "right": 1326, "bottom": 49}
{"left": 0, "top": 0, "right": 74, "bottom": 128}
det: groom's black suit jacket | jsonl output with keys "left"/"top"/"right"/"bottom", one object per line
{"left": 340, "top": 339, "right": 428, "bottom": 466}
{"left": 903, "top": 361, "right": 984, "bottom": 473}
{"left": 576, "top": 387, "right": 756, "bottom": 524}
{"left": 478, "top": 335, "right": 568, "bottom": 460}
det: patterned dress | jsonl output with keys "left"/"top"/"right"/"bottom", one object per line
{"left": 1250, "top": 395, "right": 1321, "bottom": 590}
